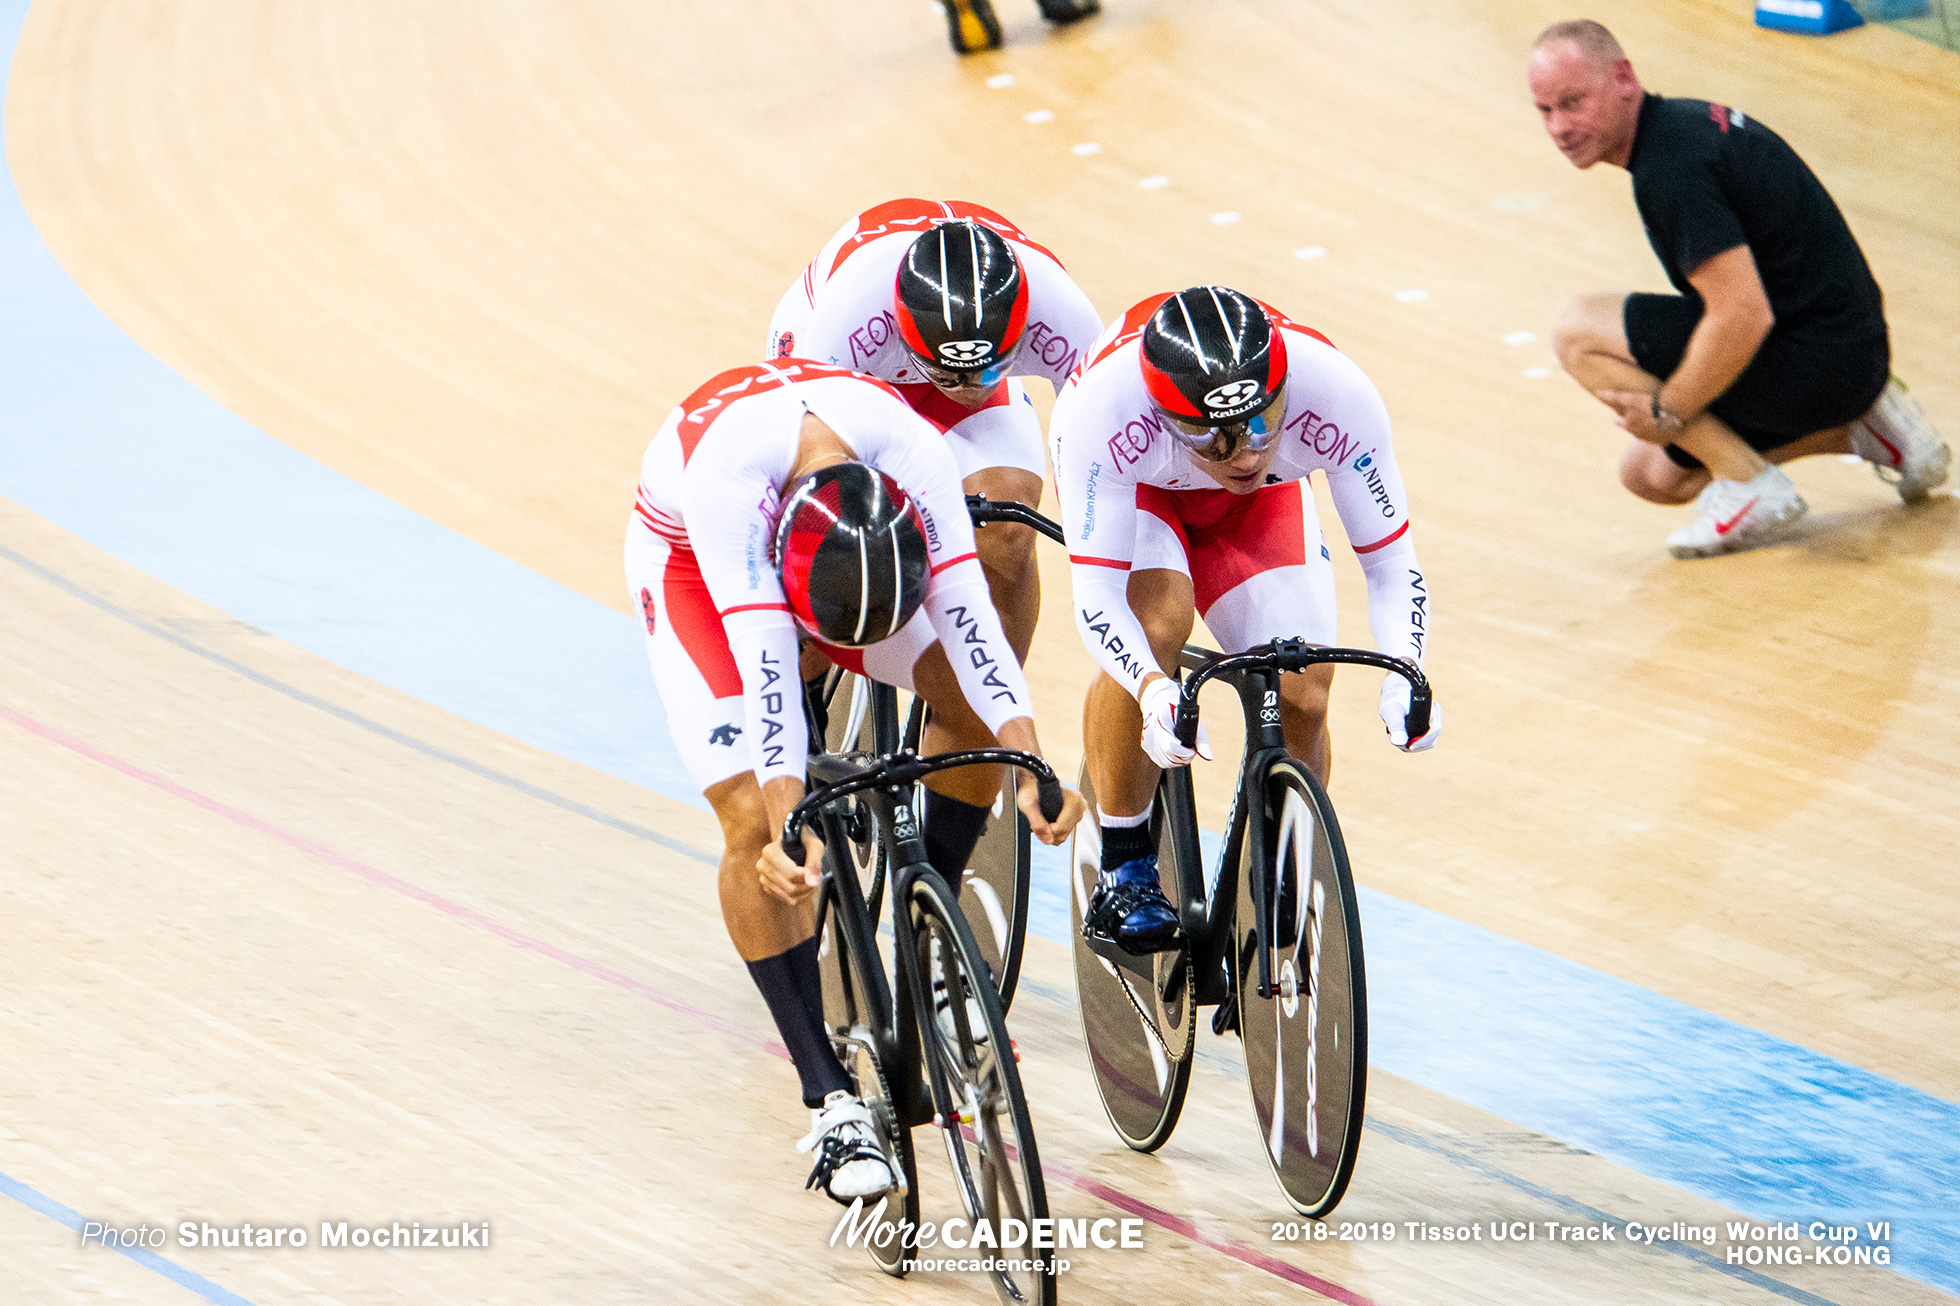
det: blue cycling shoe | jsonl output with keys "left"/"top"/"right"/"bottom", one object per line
{"left": 1082, "top": 855, "right": 1181, "bottom": 956}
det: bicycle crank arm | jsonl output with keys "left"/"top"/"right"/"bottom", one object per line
{"left": 1081, "top": 927, "right": 1183, "bottom": 985}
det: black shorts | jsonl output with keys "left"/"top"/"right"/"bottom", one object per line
{"left": 1623, "top": 293, "right": 1889, "bottom": 470}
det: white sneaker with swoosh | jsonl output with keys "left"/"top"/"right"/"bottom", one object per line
{"left": 1666, "top": 466, "right": 1807, "bottom": 559}
{"left": 1852, "top": 378, "right": 1950, "bottom": 504}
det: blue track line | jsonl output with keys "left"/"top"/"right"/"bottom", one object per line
{"left": 0, "top": 1169, "right": 258, "bottom": 1306}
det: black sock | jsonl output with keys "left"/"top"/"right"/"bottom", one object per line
{"left": 923, "top": 789, "right": 991, "bottom": 885}
{"left": 1100, "top": 819, "right": 1155, "bottom": 873}
{"left": 746, "top": 936, "right": 850, "bottom": 1108}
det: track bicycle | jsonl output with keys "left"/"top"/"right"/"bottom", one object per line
{"left": 812, "top": 493, "right": 1064, "bottom": 1013}
{"left": 1069, "top": 639, "right": 1432, "bottom": 1217}
{"left": 789, "top": 744, "right": 1066, "bottom": 1305}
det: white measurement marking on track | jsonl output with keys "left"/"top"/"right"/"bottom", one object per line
{"left": 1024, "top": 109, "right": 1054, "bottom": 124}
{"left": 1071, "top": 141, "right": 1102, "bottom": 156}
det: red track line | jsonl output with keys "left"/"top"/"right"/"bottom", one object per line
{"left": 3, "top": 700, "right": 1378, "bottom": 1304}
{"left": 0, "top": 701, "right": 780, "bottom": 1059}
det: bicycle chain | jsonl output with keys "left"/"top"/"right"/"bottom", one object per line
{"left": 1109, "top": 951, "right": 1195, "bottom": 1067}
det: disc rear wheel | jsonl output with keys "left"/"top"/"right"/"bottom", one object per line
{"left": 958, "top": 765, "right": 1031, "bottom": 1013}
{"left": 1068, "top": 764, "right": 1194, "bottom": 1152}
{"left": 1233, "top": 757, "right": 1367, "bottom": 1217}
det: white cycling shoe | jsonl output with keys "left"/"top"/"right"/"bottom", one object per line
{"left": 1666, "top": 466, "right": 1807, "bottom": 559}
{"left": 797, "top": 1090, "right": 895, "bottom": 1204}
{"left": 1852, "top": 378, "right": 1950, "bottom": 503}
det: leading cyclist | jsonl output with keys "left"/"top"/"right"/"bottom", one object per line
{"left": 1051, "top": 286, "right": 1439, "bottom": 956}
{"left": 625, "top": 358, "right": 1084, "bottom": 1202}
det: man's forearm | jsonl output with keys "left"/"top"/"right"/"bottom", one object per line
{"left": 1658, "top": 305, "right": 1772, "bottom": 420}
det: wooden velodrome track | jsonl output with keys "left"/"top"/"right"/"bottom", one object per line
{"left": 4, "top": 0, "right": 1957, "bottom": 1302}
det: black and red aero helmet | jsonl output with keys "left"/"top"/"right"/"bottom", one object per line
{"left": 774, "top": 462, "right": 931, "bottom": 647}
{"left": 894, "top": 220, "right": 1030, "bottom": 380}
{"left": 1140, "top": 286, "right": 1289, "bottom": 425}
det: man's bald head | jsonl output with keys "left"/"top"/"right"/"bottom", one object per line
{"left": 1532, "top": 19, "right": 1626, "bottom": 63}
{"left": 1528, "top": 20, "right": 1643, "bottom": 170}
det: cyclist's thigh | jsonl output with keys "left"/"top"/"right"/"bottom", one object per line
{"left": 1194, "top": 483, "right": 1338, "bottom": 652}
{"left": 1131, "top": 497, "right": 1198, "bottom": 661}
{"left": 625, "top": 525, "right": 751, "bottom": 792}
{"left": 941, "top": 379, "right": 1047, "bottom": 480}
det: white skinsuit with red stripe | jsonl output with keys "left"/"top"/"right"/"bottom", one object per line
{"left": 1051, "top": 305, "right": 1430, "bottom": 700}
{"left": 626, "top": 361, "right": 1031, "bottom": 793}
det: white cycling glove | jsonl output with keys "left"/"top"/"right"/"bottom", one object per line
{"left": 1139, "top": 675, "right": 1212, "bottom": 770}
{"left": 1380, "top": 675, "right": 1440, "bottom": 753}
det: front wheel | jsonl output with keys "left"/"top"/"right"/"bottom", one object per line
{"left": 1234, "top": 756, "right": 1367, "bottom": 1217}
{"left": 908, "top": 870, "right": 1054, "bottom": 1306}
{"left": 816, "top": 879, "right": 920, "bottom": 1276}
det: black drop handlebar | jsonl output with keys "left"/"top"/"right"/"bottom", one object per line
{"left": 964, "top": 498, "right": 1436, "bottom": 746}
{"left": 781, "top": 748, "right": 1064, "bottom": 864}
{"left": 1174, "top": 638, "right": 1433, "bottom": 747}
{"left": 966, "top": 494, "right": 1066, "bottom": 546}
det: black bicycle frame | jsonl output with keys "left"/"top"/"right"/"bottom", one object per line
{"left": 1165, "top": 639, "right": 1432, "bottom": 1008}
{"left": 789, "top": 748, "right": 1065, "bottom": 1126}
{"left": 807, "top": 749, "right": 935, "bottom": 1127}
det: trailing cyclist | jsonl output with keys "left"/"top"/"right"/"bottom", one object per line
{"left": 767, "top": 199, "right": 1104, "bottom": 663}
{"left": 1050, "top": 286, "right": 1440, "bottom": 957}
{"left": 624, "top": 359, "right": 1084, "bottom": 1204}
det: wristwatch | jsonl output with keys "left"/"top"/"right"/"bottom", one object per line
{"left": 1651, "top": 393, "right": 1685, "bottom": 438}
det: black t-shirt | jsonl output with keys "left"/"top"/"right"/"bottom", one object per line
{"left": 1627, "top": 93, "right": 1885, "bottom": 345}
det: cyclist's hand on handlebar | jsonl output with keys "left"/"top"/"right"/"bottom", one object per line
{"left": 1017, "top": 773, "right": 1087, "bottom": 846}
{"left": 758, "top": 829, "right": 824, "bottom": 905}
{"left": 1380, "top": 676, "right": 1441, "bottom": 753}
{"left": 1139, "top": 675, "right": 1211, "bottom": 769}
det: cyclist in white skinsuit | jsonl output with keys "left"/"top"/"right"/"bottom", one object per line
{"left": 624, "top": 358, "right": 1083, "bottom": 1201}
{"left": 767, "top": 199, "right": 1104, "bottom": 663}
{"left": 1050, "top": 286, "right": 1436, "bottom": 954}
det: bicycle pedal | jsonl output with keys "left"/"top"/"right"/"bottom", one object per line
{"left": 1082, "top": 928, "right": 1180, "bottom": 984}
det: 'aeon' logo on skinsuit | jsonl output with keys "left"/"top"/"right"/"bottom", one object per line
{"left": 847, "top": 312, "right": 897, "bottom": 368}
{"left": 1024, "top": 320, "right": 1079, "bottom": 376}
{"left": 1107, "top": 412, "right": 1161, "bottom": 469}
{"left": 1287, "top": 409, "right": 1361, "bottom": 466}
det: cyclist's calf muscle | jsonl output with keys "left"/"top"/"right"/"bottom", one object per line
{"left": 705, "top": 770, "right": 819, "bottom": 961}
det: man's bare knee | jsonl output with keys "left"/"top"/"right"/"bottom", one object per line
{"left": 1620, "top": 443, "right": 1704, "bottom": 505}
{"left": 707, "top": 775, "right": 767, "bottom": 859}
{"left": 1552, "top": 293, "right": 1632, "bottom": 376}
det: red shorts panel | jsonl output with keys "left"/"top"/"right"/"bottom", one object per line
{"left": 660, "top": 546, "right": 743, "bottom": 699}
{"left": 1135, "top": 482, "right": 1308, "bottom": 615}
